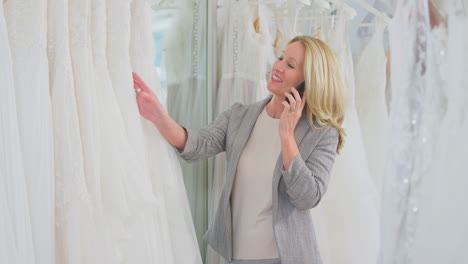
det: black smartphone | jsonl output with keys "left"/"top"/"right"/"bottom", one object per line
{"left": 285, "top": 81, "right": 305, "bottom": 104}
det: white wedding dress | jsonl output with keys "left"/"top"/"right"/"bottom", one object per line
{"left": 92, "top": 0, "right": 151, "bottom": 262}
{"left": 419, "top": 9, "right": 468, "bottom": 262}
{"left": 163, "top": 0, "right": 210, "bottom": 256}
{"left": 381, "top": 0, "right": 437, "bottom": 262}
{"left": 104, "top": 0, "right": 202, "bottom": 263}
{"left": 107, "top": 0, "right": 176, "bottom": 262}
{"left": 48, "top": 0, "right": 99, "bottom": 263}
{"left": 311, "top": 12, "right": 380, "bottom": 264}
{"left": 3, "top": 1, "right": 54, "bottom": 263}
{"left": 130, "top": 1, "right": 202, "bottom": 263}
{"left": 49, "top": 0, "right": 202, "bottom": 262}
{"left": 381, "top": 0, "right": 468, "bottom": 263}
{"left": 0, "top": 2, "right": 35, "bottom": 263}
{"left": 208, "top": 2, "right": 274, "bottom": 262}
{"left": 355, "top": 23, "right": 389, "bottom": 193}
{"left": 215, "top": 0, "right": 271, "bottom": 114}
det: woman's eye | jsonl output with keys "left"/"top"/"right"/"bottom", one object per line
{"left": 277, "top": 56, "right": 294, "bottom": 69}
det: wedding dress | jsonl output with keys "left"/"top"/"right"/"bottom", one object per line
{"left": 3, "top": 1, "right": 54, "bottom": 263}
{"left": 310, "top": 12, "right": 380, "bottom": 264}
{"left": 381, "top": 1, "right": 435, "bottom": 262}
{"left": 106, "top": 1, "right": 172, "bottom": 263}
{"left": 355, "top": 23, "right": 389, "bottom": 192}
{"left": 381, "top": 0, "right": 468, "bottom": 263}
{"left": 91, "top": 1, "right": 164, "bottom": 263}
{"left": 130, "top": 1, "right": 202, "bottom": 263}
{"left": 163, "top": 0, "right": 209, "bottom": 256}
{"left": 105, "top": 0, "right": 202, "bottom": 263}
{"left": 216, "top": 0, "right": 271, "bottom": 114}
{"left": 48, "top": 0, "right": 99, "bottom": 262}
{"left": 2, "top": 1, "right": 201, "bottom": 263}
{"left": 0, "top": 3, "right": 34, "bottom": 263}
{"left": 417, "top": 8, "right": 468, "bottom": 262}
{"left": 208, "top": 2, "right": 274, "bottom": 262}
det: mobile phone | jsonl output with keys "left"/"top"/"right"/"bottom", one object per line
{"left": 285, "top": 81, "right": 305, "bottom": 104}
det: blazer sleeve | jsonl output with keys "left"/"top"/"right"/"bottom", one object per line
{"left": 176, "top": 105, "right": 234, "bottom": 163}
{"left": 281, "top": 126, "right": 339, "bottom": 210}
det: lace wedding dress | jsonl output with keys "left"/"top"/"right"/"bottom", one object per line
{"left": 381, "top": 0, "right": 468, "bottom": 263}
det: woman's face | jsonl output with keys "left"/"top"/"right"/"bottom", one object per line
{"left": 267, "top": 41, "right": 305, "bottom": 98}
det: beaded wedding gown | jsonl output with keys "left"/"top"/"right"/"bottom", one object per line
{"left": 381, "top": 0, "right": 468, "bottom": 263}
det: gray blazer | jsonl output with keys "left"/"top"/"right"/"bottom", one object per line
{"left": 178, "top": 97, "right": 339, "bottom": 264}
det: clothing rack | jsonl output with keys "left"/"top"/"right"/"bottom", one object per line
{"left": 269, "top": 0, "right": 390, "bottom": 24}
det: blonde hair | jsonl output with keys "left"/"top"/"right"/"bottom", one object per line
{"left": 289, "top": 36, "right": 346, "bottom": 153}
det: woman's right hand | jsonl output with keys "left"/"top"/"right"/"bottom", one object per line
{"left": 132, "top": 71, "right": 188, "bottom": 150}
{"left": 133, "top": 72, "right": 162, "bottom": 124}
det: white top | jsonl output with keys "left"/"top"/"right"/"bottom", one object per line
{"left": 231, "top": 107, "right": 281, "bottom": 259}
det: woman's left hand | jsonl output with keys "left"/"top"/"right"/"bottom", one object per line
{"left": 280, "top": 87, "right": 306, "bottom": 170}
{"left": 279, "top": 87, "right": 306, "bottom": 140}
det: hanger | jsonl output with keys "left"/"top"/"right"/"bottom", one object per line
{"left": 326, "top": 0, "right": 357, "bottom": 20}
{"left": 345, "top": 0, "right": 391, "bottom": 23}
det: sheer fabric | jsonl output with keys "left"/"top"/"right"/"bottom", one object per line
{"left": 48, "top": 0, "right": 97, "bottom": 263}
{"left": 163, "top": 0, "right": 209, "bottom": 258}
{"left": 2, "top": 1, "right": 202, "bottom": 263}
{"left": 381, "top": 1, "right": 434, "bottom": 262}
{"left": 105, "top": 1, "right": 202, "bottom": 263}
{"left": 3, "top": 1, "right": 54, "bottom": 263}
{"left": 381, "top": 0, "right": 468, "bottom": 263}
{"left": 0, "top": 3, "right": 35, "bottom": 263}
{"left": 417, "top": 8, "right": 468, "bottom": 262}
{"left": 355, "top": 23, "right": 389, "bottom": 193}
{"left": 310, "top": 12, "right": 380, "bottom": 264}
{"left": 130, "top": 1, "right": 202, "bottom": 263}
{"left": 95, "top": 0, "right": 158, "bottom": 262}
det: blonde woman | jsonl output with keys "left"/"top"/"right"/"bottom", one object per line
{"left": 133, "top": 35, "right": 345, "bottom": 264}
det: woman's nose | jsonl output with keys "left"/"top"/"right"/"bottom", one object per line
{"left": 273, "top": 64, "right": 284, "bottom": 73}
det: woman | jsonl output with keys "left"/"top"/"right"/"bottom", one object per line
{"left": 132, "top": 35, "right": 346, "bottom": 264}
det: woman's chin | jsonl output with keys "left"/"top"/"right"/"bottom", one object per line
{"left": 266, "top": 83, "right": 279, "bottom": 94}
{"left": 267, "top": 86, "right": 286, "bottom": 97}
